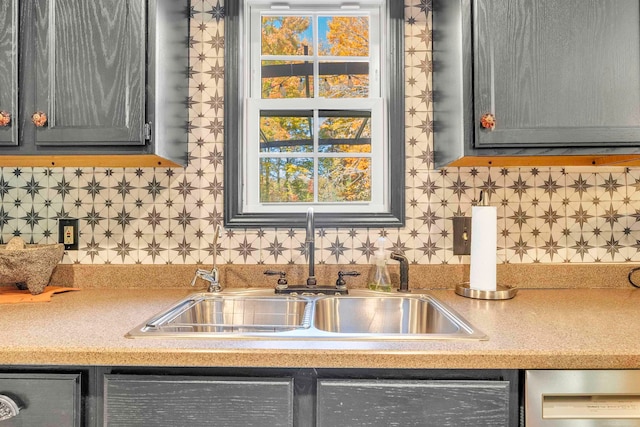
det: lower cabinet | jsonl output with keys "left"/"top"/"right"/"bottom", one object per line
{"left": 317, "top": 379, "right": 511, "bottom": 426}
{"left": 103, "top": 375, "right": 294, "bottom": 427}
{"left": 0, "top": 372, "right": 82, "bottom": 426}
{"left": 0, "top": 367, "right": 520, "bottom": 426}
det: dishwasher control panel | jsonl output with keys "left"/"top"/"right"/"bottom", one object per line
{"left": 526, "top": 370, "right": 640, "bottom": 426}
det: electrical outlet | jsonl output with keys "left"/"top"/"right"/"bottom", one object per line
{"left": 452, "top": 216, "right": 472, "bottom": 255}
{"left": 58, "top": 219, "right": 79, "bottom": 250}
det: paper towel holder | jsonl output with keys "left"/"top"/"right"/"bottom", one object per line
{"left": 455, "top": 283, "right": 517, "bottom": 300}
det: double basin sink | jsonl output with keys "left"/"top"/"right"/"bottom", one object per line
{"left": 126, "top": 289, "right": 486, "bottom": 341}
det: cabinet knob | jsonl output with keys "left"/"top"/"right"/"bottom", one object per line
{"left": 32, "top": 111, "right": 47, "bottom": 127}
{"left": 0, "top": 394, "right": 21, "bottom": 421}
{"left": 480, "top": 113, "right": 496, "bottom": 131}
{"left": 0, "top": 111, "right": 10, "bottom": 127}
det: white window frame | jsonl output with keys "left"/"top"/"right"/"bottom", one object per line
{"left": 241, "top": 0, "right": 389, "bottom": 214}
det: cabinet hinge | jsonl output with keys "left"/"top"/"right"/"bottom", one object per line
{"left": 144, "top": 122, "right": 152, "bottom": 141}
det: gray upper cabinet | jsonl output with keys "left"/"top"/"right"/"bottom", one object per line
{"left": 22, "top": 0, "right": 145, "bottom": 148}
{"left": 433, "top": 0, "right": 640, "bottom": 167}
{"left": 0, "top": 0, "right": 189, "bottom": 166}
{"left": 0, "top": 0, "right": 18, "bottom": 146}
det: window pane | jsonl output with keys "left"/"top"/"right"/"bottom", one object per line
{"left": 319, "top": 112, "right": 371, "bottom": 153}
{"left": 260, "top": 157, "right": 314, "bottom": 202}
{"left": 318, "top": 157, "right": 371, "bottom": 202}
{"left": 318, "top": 16, "right": 369, "bottom": 57}
{"left": 260, "top": 113, "right": 313, "bottom": 153}
{"left": 261, "top": 16, "right": 313, "bottom": 56}
{"left": 261, "top": 61, "right": 314, "bottom": 99}
{"left": 319, "top": 62, "right": 369, "bottom": 98}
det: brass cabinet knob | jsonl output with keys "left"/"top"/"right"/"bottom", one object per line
{"left": 0, "top": 111, "right": 10, "bottom": 127}
{"left": 32, "top": 111, "right": 47, "bottom": 127}
{"left": 0, "top": 394, "right": 21, "bottom": 421}
{"left": 480, "top": 113, "right": 496, "bottom": 131}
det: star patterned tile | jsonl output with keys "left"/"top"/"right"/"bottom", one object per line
{"left": 0, "top": 0, "right": 638, "bottom": 266}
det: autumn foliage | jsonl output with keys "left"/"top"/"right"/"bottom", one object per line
{"left": 259, "top": 14, "right": 372, "bottom": 204}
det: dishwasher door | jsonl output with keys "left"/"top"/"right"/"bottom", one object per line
{"left": 526, "top": 370, "right": 640, "bottom": 426}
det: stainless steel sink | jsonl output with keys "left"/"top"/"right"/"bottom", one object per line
{"left": 129, "top": 292, "right": 313, "bottom": 337}
{"left": 126, "top": 289, "right": 486, "bottom": 340}
{"left": 314, "top": 296, "right": 461, "bottom": 335}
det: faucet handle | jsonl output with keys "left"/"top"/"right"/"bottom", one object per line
{"left": 264, "top": 270, "right": 288, "bottom": 290}
{"left": 190, "top": 268, "right": 209, "bottom": 287}
{"left": 336, "top": 271, "right": 360, "bottom": 290}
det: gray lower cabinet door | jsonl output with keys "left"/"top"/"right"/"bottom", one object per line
{"left": 317, "top": 379, "right": 511, "bottom": 427}
{"left": 0, "top": 372, "right": 82, "bottom": 427}
{"left": 103, "top": 374, "right": 294, "bottom": 427}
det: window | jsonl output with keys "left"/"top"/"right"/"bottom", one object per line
{"left": 224, "top": 0, "right": 404, "bottom": 227}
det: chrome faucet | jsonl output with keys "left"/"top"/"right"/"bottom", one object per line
{"left": 191, "top": 224, "right": 222, "bottom": 292}
{"left": 306, "top": 207, "right": 317, "bottom": 287}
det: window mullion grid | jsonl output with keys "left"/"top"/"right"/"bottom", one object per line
{"left": 312, "top": 109, "right": 319, "bottom": 203}
{"left": 312, "top": 13, "right": 320, "bottom": 104}
{"left": 249, "top": 2, "right": 385, "bottom": 212}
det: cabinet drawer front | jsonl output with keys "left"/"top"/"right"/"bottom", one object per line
{"left": 0, "top": 373, "right": 81, "bottom": 427}
{"left": 317, "top": 379, "right": 511, "bottom": 427}
{"left": 104, "top": 374, "right": 294, "bottom": 427}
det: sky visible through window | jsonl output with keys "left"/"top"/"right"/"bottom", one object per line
{"left": 266, "top": 17, "right": 345, "bottom": 54}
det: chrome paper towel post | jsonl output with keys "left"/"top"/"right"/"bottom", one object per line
{"left": 455, "top": 191, "right": 518, "bottom": 300}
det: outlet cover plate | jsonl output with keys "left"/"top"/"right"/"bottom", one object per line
{"left": 58, "top": 219, "right": 79, "bottom": 250}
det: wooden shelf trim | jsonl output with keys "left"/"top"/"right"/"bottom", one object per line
{"left": 445, "top": 155, "right": 640, "bottom": 168}
{"left": 0, "top": 155, "right": 182, "bottom": 168}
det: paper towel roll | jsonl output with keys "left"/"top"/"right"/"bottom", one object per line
{"left": 469, "top": 206, "right": 497, "bottom": 291}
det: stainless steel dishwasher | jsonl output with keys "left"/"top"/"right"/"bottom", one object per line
{"left": 526, "top": 370, "right": 640, "bottom": 426}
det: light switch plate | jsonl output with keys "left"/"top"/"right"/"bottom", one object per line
{"left": 452, "top": 216, "right": 471, "bottom": 255}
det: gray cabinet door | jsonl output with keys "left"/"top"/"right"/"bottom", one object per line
{"left": 433, "top": 0, "right": 640, "bottom": 167}
{"left": 20, "top": 0, "right": 145, "bottom": 148}
{"left": 0, "top": 0, "right": 188, "bottom": 163}
{"left": 317, "top": 379, "right": 511, "bottom": 427}
{"left": 0, "top": 373, "right": 82, "bottom": 426}
{"left": 474, "top": 0, "right": 640, "bottom": 149}
{"left": 103, "top": 374, "right": 294, "bottom": 427}
{"left": 0, "top": 0, "right": 18, "bottom": 146}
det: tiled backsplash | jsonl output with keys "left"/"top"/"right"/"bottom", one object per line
{"left": 3, "top": 0, "right": 640, "bottom": 266}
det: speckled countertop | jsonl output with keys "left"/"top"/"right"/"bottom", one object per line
{"left": 2, "top": 286, "right": 640, "bottom": 369}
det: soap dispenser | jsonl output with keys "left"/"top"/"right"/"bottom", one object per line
{"left": 368, "top": 238, "right": 392, "bottom": 292}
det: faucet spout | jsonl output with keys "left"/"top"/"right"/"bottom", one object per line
{"left": 191, "top": 224, "right": 222, "bottom": 292}
{"left": 306, "top": 208, "right": 317, "bottom": 287}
